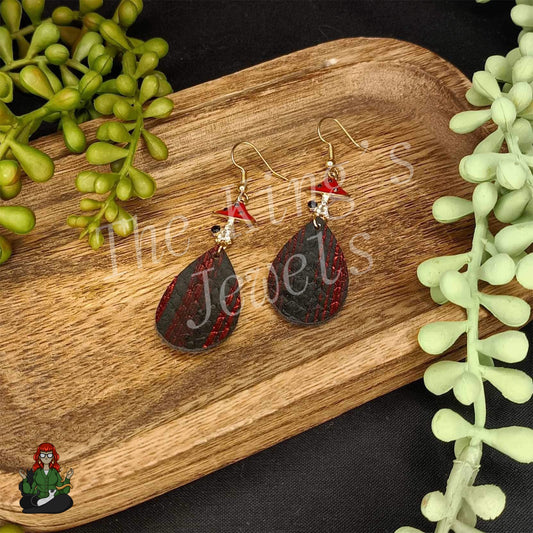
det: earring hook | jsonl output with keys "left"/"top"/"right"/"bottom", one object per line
{"left": 231, "top": 141, "right": 288, "bottom": 203}
{"left": 317, "top": 117, "right": 367, "bottom": 165}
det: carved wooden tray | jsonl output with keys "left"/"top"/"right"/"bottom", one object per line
{"left": 0, "top": 38, "right": 529, "bottom": 531}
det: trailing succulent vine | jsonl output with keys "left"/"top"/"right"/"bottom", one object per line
{"left": 398, "top": 2, "right": 533, "bottom": 533}
{"left": 0, "top": 0, "right": 173, "bottom": 263}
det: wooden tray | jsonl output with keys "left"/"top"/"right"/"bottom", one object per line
{"left": 0, "top": 37, "right": 530, "bottom": 531}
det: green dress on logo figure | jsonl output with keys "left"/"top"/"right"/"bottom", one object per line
{"left": 18, "top": 443, "right": 74, "bottom": 514}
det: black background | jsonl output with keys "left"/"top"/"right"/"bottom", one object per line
{"left": 33, "top": 0, "right": 531, "bottom": 532}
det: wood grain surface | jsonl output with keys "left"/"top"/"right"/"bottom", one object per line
{"left": 0, "top": 37, "right": 530, "bottom": 531}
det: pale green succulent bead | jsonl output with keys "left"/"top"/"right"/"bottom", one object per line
{"left": 0, "top": 27, "right": 13, "bottom": 64}
{"left": 479, "top": 253, "right": 516, "bottom": 285}
{"left": 78, "top": 70, "right": 103, "bottom": 100}
{"left": 46, "top": 88, "right": 81, "bottom": 112}
{"left": 449, "top": 109, "right": 491, "bottom": 134}
{"left": 10, "top": 141, "right": 54, "bottom": 182}
{"left": 465, "top": 87, "right": 491, "bottom": 107}
{"left": 44, "top": 43, "right": 70, "bottom": 65}
{"left": 512, "top": 3, "right": 533, "bottom": 27}
{"left": 62, "top": 114, "right": 86, "bottom": 153}
{"left": 0, "top": 160, "right": 20, "bottom": 186}
{"left": 494, "top": 221, "right": 533, "bottom": 255}
{"left": 481, "top": 426, "right": 533, "bottom": 463}
{"left": 112, "top": 207, "right": 135, "bottom": 237}
{"left": 430, "top": 285, "right": 448, "bottom": 305}
{"left": 51, "top": 5, "right": 74, "bottom": 25}
{"left": 420, "top": 491, "right": 447, "bottom": 522}
{"left": 494, "top": 187, "right": 531, "bottom": 222}
{"left": 0, "top": 234, "right": 11, "bottom": 264}
{"left": 72, "top": 31, "right": 103, "bottom": 62}
{"left": 459, "top": 152, "right": 510, "bottom": 183}
{"left": 507, "top": 81, "right": 533, "bottom": 111}
{"left": 135, "top": 52, "right": 159, "bottom": 78}
{"left": 506, "top": 47, "right": 523, "bottom": 67}
{"left": 0, "top": 72, "right": 12, "bottom": 103}
{"left": 75, "top": 170, "right": 98, "bottom": 192}
{"left": 129, "top": 167, "right": 155, "bottom": 198}
{"left": 0, "top": 0, "right": 22, "bottom": 33}
{"left": 22, "top": 0, "right": 45, "bottom": 25}
{"left": 424, "top": 361, "right": 465, "bottom": 395}
{"left": 417, "top": 253, "right": 470, "bottom": 287}
{"left": 88, "top": 229, "right": 104, "bottom": 250}
{"left": 139, "top": 74, "right": 159, "bottom": 104}
{"left": 100, "top": 19, "right": 132, "bottom": 50}
{"left": 418, "top": 321, "right": 467, "bottom": 355}
{"left": 472, "top": 181, "right": 498, "bottom": 216}
{"left": 472, "top": 70, "right": 501, "bottom": 100}
{"left": 463, "top": 485, "right": 506, "bottom": 521}
{"left": 491, "top": 96, "right": 517, "bottom": 130}
{"left": 478, "top": 330, "right": 529, "bottom": 363}
{"left": 94, "top": 172, "right": 119, "bottom": 194}
{"left": 116, "top": 74, "right": 137, "bottom": 97}
{"left": 86, "top": 142, "right": 129, "bottom": 165}
{"left": 478, "top": 292, "right": 531, "bottom": 327}
{"left": 516, "top": 253, "right": 533, "bottom": 288}
{"left": 513, "top": 55, "right": 533, "bottom": 83}
{"left": 115, "top": 176, "right": 133, "bottom": 201}
{"left": 453, "top": 371, "right": 481, "bottom": 405}
{"left": 433, "top": 196, "right": 473, "bottom": 223}
{"left": 496, "top": 157, "right": 528, "bottom": 189}
{"left": 141, "top": 129, "right": 167, "bottom": 160}
{"left": 485, "top": 55, "right": 512, "bottom": 83}
{"left": 510, "top": 117, "right": 533, "bottom": 143}
{"left": 0, "top": 205, "right": 35, "bottom": 233}
{"left": 80, "top": 0, "right": 103, "bottom": 15}
{"left": 117, "top": 0, "right": 140, "bottom": 27}
{"left": 27, "top": 22, "right": 60, "bottom": 58}
{"left": 473, "top": 128, "right": 504, "bottom": 154}
{"left": 142, "top": 97, "right": 173, "bottom": 119}
{"left": 19, "top": 65, "right": 54, "bottom": 99}
{"left": 481, "top": 366, "right": 533, "bottom": 404}
{"left": 432, "top": 409, "right": 473, "bottom": 442}
{"left": 520, "top": 30, "right": 533, "bottom": 55}
{"left": 439, "top": 270, "right": 472, "bottom": 308}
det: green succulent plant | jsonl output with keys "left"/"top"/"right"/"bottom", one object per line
{"left": 398, "top": 1, "right": 533, "bottom": 532}
{"left": 0, "top": 0, "right": 173, "bottom": 263}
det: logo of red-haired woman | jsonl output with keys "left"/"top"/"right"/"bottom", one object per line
{"left": 18, "top": 443, "right": 74, "bottom": 514}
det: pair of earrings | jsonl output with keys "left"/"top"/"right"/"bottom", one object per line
{"left": 155, "top": 118, "right": 365, "bottom": 353}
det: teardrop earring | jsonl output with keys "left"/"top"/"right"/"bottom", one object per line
{"left": 156, "top": 142, "right": 287, "bottom": 352}
{"left": 267, "top": 117, "right": 366, "bottom": 326}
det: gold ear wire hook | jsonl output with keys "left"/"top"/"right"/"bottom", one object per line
{"left": 231, "top": 141, "right": 288, "bottom": 203}
{"left": 317, "top": 117, "right": 368, "bottom": 166}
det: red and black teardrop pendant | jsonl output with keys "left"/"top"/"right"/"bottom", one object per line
{"left": 156, "top": 245, "right": 241, "bottom": 352}
{"left": 267, "top": 175, "right": 349, "bottom": 325}
{"left": 155, "top": 200, "right": 255, "bottom": 353}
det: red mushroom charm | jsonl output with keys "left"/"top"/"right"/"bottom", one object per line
{"left": 310, "top": 176, "right": 350, "bottom": 199}
{"left": 214, "top": 201, "right": 256, "bottom": 224}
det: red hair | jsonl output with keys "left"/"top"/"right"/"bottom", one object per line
{"left": 31, "top": 443, "right": 60, "bottom": 472}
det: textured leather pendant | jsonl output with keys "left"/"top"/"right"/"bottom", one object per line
{"left": 156, "top": 246, "right": 241, "bottom": 352}
{"left": 267, "top": 216, "right": 349, "bottom": 325}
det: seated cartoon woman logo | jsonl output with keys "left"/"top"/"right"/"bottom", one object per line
{"left": 17, "top": 443, "right": 74, "bottom": 514}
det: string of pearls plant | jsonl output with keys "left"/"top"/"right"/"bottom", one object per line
{"left": 0, "top": 0, "right": 173, "bottom": 263}
{"left": 398, "top": 1, "right": 533, "bottom": 532}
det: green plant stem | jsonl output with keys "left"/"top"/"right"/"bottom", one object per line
{"left": 9, "top": 13, "right": 81, "bottom": 40}
{"left": 65, "top": 59, "right": 89, "bottom": 74}
{"left": 0, "top": 56, "right": 41, "bottom": 72}
{"left": 433, "top": 214, "right": 488, "bottom": 533}
{"left": 81, "top": 103, "right": 144, "bottom": 236}
{"left": 433, "top": 127, "right": 525, "bottom": 532}
{"left": 0, "top": 106, "right": 50, "bottom": 160}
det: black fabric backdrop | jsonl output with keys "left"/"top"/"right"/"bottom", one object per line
{"left": 36, "top": 0, "right": 531, "bottom": 531}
